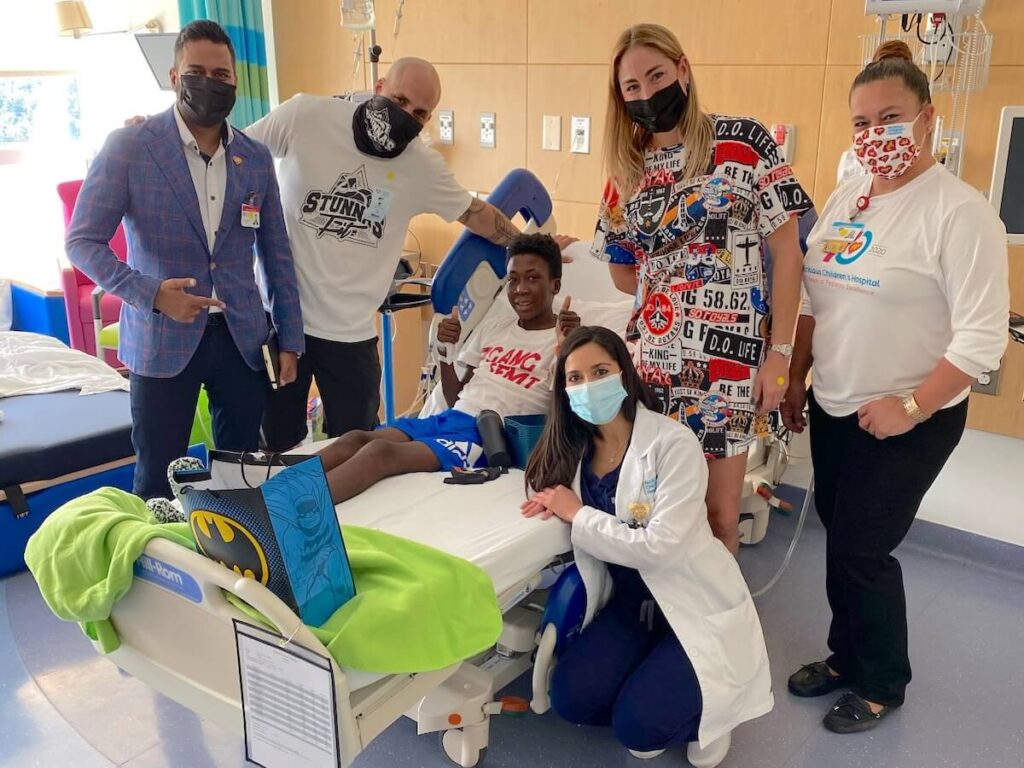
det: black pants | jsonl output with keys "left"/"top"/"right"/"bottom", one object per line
{"left": 261, "top": 334, "right": 381, "bottom": 452}
{"left": 130, "top": 314, "right": 266, "bottom": 500}
{"left": 808, "top": 390, "right": 967, "bottom": 706}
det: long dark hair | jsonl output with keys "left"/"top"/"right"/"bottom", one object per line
{"left": 525, "top": 326, "right": 659, "bottom": 493}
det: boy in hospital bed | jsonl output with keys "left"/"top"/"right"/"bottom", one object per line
{"left": 316, "top": 233, "right": 579, "bottom": 504}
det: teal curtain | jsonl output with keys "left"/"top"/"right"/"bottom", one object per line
{"left": 178, "top": 0, "right": 269, "bottom": 126}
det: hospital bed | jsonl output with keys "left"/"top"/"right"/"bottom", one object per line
{"left": 0, "top": 332, "right": 136, "bottom": 576}
{"left": 105, "top": 470, "right": 570, "bottom": 767}
{"left": 85, "top": 170, "right": 788, "bottom": 767}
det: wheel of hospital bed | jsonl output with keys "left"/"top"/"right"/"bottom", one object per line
{"left": 440, "top": 729, "right": 487, "bottom": 768}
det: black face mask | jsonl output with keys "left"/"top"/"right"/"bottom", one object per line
{"left": 352, "top": 95, "right": 424, "bottom": 158}
{"left": 624, "top": 79, "right": 688, "bottom": 134}
{"left": 177, "top": 74, "right": 236, "bottom": 128}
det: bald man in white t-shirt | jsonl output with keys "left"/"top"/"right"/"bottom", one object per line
{"left": 248, "top": 58, "right": 540, "bottom": 450}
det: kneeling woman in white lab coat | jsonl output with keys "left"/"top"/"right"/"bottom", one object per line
{"left": 522, "top": 326, "right": 772, "bottom": 767}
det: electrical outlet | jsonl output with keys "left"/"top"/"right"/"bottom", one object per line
{"left": 972, "top": 365, "right": 1002, "bottom": 396}
{"left": 438, "top": 110, "right": 454, "bottom": 145}
{"left": 542, "top": 115, "right": 561, "bottom": 151}
{"left": 922, "top": 35, "right": 953, "bottom": 65}
{"left": 480, "top": 112, "right": 496, "bottom": 149}
{"left": 570, "top": 116, "right": 590, "bottom": 154}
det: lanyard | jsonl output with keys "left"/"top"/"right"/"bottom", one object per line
{"left": 849, "top": 179, "right": 874, "bottom": 222}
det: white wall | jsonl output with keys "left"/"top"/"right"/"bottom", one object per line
{"left": 920, "top": 428, "right": 1024, "bottom": 548}
{"left": 784, "top": 427, "right": 1024, "bottom": 548}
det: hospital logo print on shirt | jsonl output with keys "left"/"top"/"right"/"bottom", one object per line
{"left": 821, "top": 221, "right": 873, "bottom": 265}
{"left": 804, "top": 219, "right": 885, "bottom": 295}
{"left": 299, "top": 166, "right": 386, "bottom": 246}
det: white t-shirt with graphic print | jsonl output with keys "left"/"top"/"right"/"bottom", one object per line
{"left": 454, "top": 312, "right": 557, "bottom": 419}
{"left": 247, "top": 94, "right": 473, "bottom": 343}
{"left": 803, "top": 163, "right": 1008, "bottom": 417}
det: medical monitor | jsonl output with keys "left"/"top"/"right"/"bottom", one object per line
{"left": 989, "top": 106, "right": 1024, "bottom": 246}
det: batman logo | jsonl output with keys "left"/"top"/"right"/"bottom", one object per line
{"left": 190, "top": 510, "right": 269, "bottom": 585}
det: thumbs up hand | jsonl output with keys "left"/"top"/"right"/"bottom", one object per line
{"left": 556, "top": 295, "right": 580, "bottom": 346}
{"left": 437, "top": 306, "right": 463, "bottom": 345}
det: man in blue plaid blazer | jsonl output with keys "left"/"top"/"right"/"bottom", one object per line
{"left": 66, "top": 20, "right": 304, "bottom": 499}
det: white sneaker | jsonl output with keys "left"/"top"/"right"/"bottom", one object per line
{"left": 628, "top": 749, "right": 666, "bottom": 760}
{"left": 686, "top": 731, "right": 731, "bottom": 768}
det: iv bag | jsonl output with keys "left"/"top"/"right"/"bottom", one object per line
{"left": 340, "top": 0, "right": 375, "bottom": 30}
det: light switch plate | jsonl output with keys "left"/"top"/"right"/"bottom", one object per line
{"left": 570, "top": 115, "right": 590, "bottom": 154}
{"left": 542, "top": 115, "right": 561, "bottom": 151}
{"left": 480, "top": 112, "right": 496, "bottom": 149}
{"left": 437, "top": 110, "right": 454, "bottom": 145}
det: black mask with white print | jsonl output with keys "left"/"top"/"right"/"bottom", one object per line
{"left": 352, "top": 95, "right": 423, "bottom": 158}
{"left": 177, "top": 74, "right": 236, "bottom": 128}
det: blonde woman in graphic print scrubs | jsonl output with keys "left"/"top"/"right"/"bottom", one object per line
{"left": 592, "top": 24, "right": 813, "bottom": 555}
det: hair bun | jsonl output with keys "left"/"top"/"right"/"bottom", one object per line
{"left": 872, "top": 40, "right": 914, "bottom": 64}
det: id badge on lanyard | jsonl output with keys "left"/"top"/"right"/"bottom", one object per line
{"left": 241, "top": 192, "right": 260, "bottom": 229}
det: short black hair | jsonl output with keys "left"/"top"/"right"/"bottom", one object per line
{"left": 174, "top": 20, "right": 236, "bottom": 67}
{"left": 506, "top": 233, "right": 562, "bottom": 280}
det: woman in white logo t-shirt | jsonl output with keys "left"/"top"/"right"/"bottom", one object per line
{"left": 782, "top": 42, "right": 1008, "bottom": 735}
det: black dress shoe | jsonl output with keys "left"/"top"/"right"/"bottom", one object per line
{"left": 823, "top": 692, "right": 897, "bottom": 734}
{"left": 788, "top": 662, "right": 846, "bottom": 697}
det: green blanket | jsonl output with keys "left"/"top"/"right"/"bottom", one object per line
{"left": 25, "top": 488, "right": 502, "bottom": 674}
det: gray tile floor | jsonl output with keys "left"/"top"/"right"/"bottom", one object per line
{"left": 2, "top": 486, "right": 1022, "bottom": 768}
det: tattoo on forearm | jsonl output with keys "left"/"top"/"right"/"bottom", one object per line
{"left": 489, "top": 210, "right": 519, "bottom": 246}
{"left": 457, "top": 196, "right": 488, "bottom": 224}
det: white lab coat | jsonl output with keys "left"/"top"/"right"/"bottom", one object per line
{"left": 569, "top": 406, "right": 773, "bottom": 748}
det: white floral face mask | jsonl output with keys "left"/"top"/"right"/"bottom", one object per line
{"left": 853, "top": 113, "right": 924, "bottom": 180}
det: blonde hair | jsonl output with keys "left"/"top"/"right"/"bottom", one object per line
{"left": 603, "top": 24, "right": 715, "bottom": 197}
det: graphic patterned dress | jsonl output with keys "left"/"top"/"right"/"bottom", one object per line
{"left": 592, "top": 116, "right": 812, "bottom": 458}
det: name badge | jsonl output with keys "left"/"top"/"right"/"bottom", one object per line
{"left": 628, "top": 500, "right": 652, "bottom": 528}
{"left": 241, "top": 203, "right": 261, "bottom": 229}
{"left": 364, "top": 188, "right": 392, "bottom": 224}
{"left": 822, "top": 220, "right": 864, "bottom": 256}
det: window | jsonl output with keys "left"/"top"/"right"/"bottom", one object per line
{"left": 0, "top": 73, "right": 87, "bottom": 291}
{"left": 0, "top": 2, "right": 177, "bottom": 291}
{"left": 0, "top": 74, "right": 82, "bottom": 144}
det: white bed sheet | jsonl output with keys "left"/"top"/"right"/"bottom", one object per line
{"left": 331, "top": 463, "right": 572, "bottom": 598}
{"left": 0, "top": 331, "right": 129, "bottom": 397}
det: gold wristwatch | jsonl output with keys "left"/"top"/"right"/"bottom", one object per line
{"left": 902, "top": 394, "right": 929, "bottom": 424}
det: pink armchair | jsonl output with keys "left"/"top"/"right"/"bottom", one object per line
{"left": 57, "top": 179, "right": 125, "bottom": 368}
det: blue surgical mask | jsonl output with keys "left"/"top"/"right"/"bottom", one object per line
{"left": 566, "top": 374, "right": 628, "bottom": 425}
